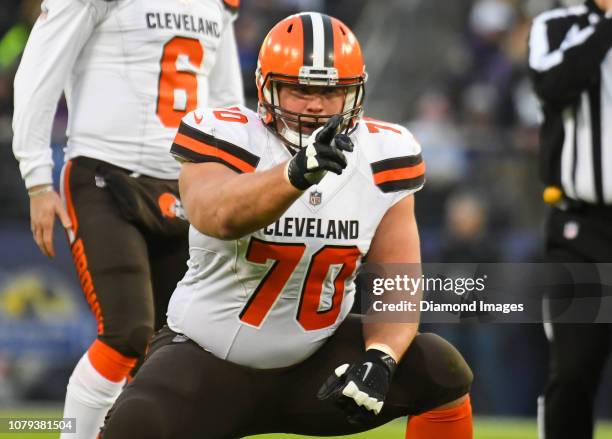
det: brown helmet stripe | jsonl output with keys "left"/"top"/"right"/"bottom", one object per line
{"left": 322, "top": 14, "right": 334, "bottom": 68}
{"left": 300, "top": 13, "right": 335, "bottom": 68}
{"left": 300, "top": 14, "right": 314, "bottom": 66}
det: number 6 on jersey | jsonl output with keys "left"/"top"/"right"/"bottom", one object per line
{"left": 157, "top": 36, "right": 204, "bottom": 128}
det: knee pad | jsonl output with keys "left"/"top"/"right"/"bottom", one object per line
{"left": 101, "top": 325, "right": 154, "bottom": 359}
{"left": 420, "top": 333, "right": 473, "bottom": 390}
{"left": 409, "top": 333, "right": 473, "bottom": 411}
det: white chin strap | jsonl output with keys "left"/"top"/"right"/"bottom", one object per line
{"left": 278, "top": 119, "right": 310, "bottom": 151}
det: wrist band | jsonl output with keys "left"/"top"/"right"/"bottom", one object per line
{"left": 284, "top": 160, "right": 308, "bottom": 191}
{"left": 28, "top": 185, "right": 54, "bottom": 197}
{"left": 365, "top": 343, "right": 399, "bottom": 362}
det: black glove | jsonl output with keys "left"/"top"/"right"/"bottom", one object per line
{"left": 317, "top": 349, "right": 397, "bottom": 424}
{"left": 286, "top": 115, "right": 354, "bottom": 190}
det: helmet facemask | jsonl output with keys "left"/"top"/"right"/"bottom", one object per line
{"left": 257, "top": 69, "right": 366, "bottom": 153}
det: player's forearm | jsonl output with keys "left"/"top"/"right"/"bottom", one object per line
{"left": 183, "top": 162, "right": 303, "bottom": 239}
{"left": 363, "top": 323, "right": 419, "bottom": 362}
{"left": 363, "top": 195, "right": 421, "bottom": 361}
{"left": 211, "top": 163, "right": 301, "bottom": 239}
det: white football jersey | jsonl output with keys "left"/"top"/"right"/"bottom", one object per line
{"left": 167, "top": 106, "right": 425, "bottom": 368}
{"left": 13, "top": 0, "right": 243, "bottom": 188}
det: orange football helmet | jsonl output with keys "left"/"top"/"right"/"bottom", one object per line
{"left": 256, "top": 12, "right": 367, "bottom": 150}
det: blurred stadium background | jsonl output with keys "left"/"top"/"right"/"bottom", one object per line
{"left": 1, "top": 0, "right": 612, "bottom": 437}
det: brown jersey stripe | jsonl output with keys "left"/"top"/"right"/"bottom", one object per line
{"left": 171, "top": 144, "right": 246, "bottom": 174}
{"left": 170, "top": 145, "right": 205, "bottom": 164}
{"left": 178, "top": 122, "right": 260, "bottom": 168}
{"left": 370, "top": 154, "right": 423, "bottom": 174}
{"left": 171, "top": 135, "right": 255, "bottom": 173}
{"left": 377, "top": 175, "right": 426, "bottom": 193}
{"left": 373, "top": 161, "right": 426, "bottom": 185}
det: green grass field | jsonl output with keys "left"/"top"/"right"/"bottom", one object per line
{"left": 2, "top": 408, "right": 612, "bottom": 439}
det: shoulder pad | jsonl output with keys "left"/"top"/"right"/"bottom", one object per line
{"left": 171, "top": 106, "right": 260, "bottom": 173}
{"left": 359, "top": 118, "right": 425, "bottom": 193}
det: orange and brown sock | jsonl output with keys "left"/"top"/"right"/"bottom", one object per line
{"left": 405, "top": 396, "right": 473, "bottom": 439}
{"left": 88, "top": 339, "right": 138, "bottom": 382}
{"left": 62, "top": 340, "right": 138, "bottom": 439}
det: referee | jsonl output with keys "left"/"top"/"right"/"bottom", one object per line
{"left": 528, "top": 1, "right": 612, "bottom": 438}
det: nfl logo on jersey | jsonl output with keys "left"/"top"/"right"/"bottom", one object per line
{"left": 310, "top": 190, "right": 322, "bottom": 206}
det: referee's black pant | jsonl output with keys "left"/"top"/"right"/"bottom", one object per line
{"left": 540, "top": 205, "right": 612, "bottom": 439}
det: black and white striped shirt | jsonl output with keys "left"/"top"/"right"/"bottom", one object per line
{"left": 529, "top": 0, "right": 612, "bottom": 205}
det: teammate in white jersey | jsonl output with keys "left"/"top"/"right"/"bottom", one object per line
{"left": 101, "top": 12, "right": 473, "bottom": 439}
{"left": 11, "top": 0, "right": 243, "bottom": 437}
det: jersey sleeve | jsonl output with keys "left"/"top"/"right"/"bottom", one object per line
{"left": 12, "top": 0, "right": 108, "bottom": 189}
{"left": 207, "top": 5, "right": 244, "bottom": 108}
{"left": 170, "top": 107, "right": 260, "bottom": 174}
{"left": 209, "top": 19, "right": 244, "bottom": 107}
{"left": 361, "top": 119, "right": 425, "bottom": 199}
